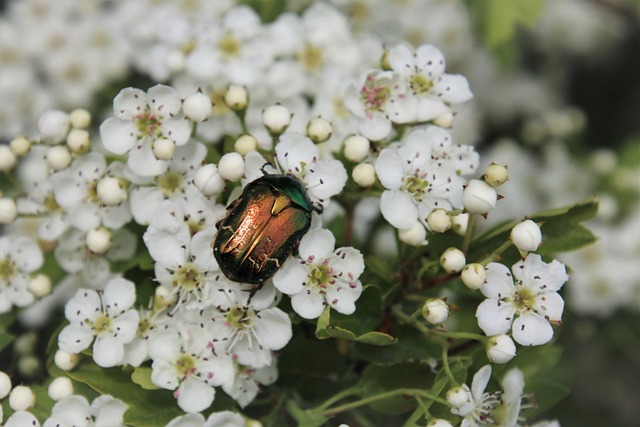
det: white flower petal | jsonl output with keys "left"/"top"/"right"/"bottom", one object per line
{"left": 68, "top": 203, "right": 101, "bottom": 231}
{"left": 10, "top": 236, "right": 43, "bottom": 272}
{"left": 276, "top": 133, "right": 319, "bottom": 176}
{"left": 415, "top": 97, "right": 447, "bottom": 122}
{"left": 476, "top": 299, "right": 516, "bottom": 337}
{"left": 272, "top": 260, "right": 308, "bottom": 295}
{"left": 330, "top": 247, "right": 365, "bottom": 279}
{"left": 325, "top": 279, "right": 362, "bottom": 315}
{"left": 388, "top": 44, "right": 415, "bottom": 77}
{"left": 65, "top": 288, "right": 101, "bottom": 322}
{"left": 113, "top": 88, "right": 147, "bottom": 120}
{"left": 375, "top": 148, "right": 404, "bottom": 190}
{"left": 93, "top": 335, "right": 125, "bottom": 367}
{"left": 110, "top": 311, "right": 140, "bottom": 344}
{"left": 177, "top": 378, "right": 215, "bottom": 414}
{"left": 190, "top": 228, "right": 218, "bottom": 272}
{"left": 147, "top": 84, "right": 181, "bottom": 116}
{"left": 298, "top": 228, "right": 335, "bottom": 260}
{"left": 305, "top": 160, "right": 347, "bottom": 203}
{"left": 415, "top": 45, "right": 446, "bottom": 77}
{"left": 162, "top": 119, "right": 192, "bottom": 146}
{"left": 534, "top": 291, "right": 564, "bottom": 322}
{"left": 380, "top": 190, "right": 419, "bottom": 230}
{"left": 58, "top": 324, "right": 94, "bottom": 354}
{"left": 99, "top": 117, "right": 137, "bottom": 155}
{"left": 253, "top": 307, "right": 292, "bottom": 351}
{"left": 481, "top": 263, "right": 516, "bottom": 299}
{"left": 358, "top": 115, "right": 391, "bottom": 141}
{"left": 471, "top": 365, "right": 492, "bottom": 401}
{"left": 127, "top": 140, "right": 169, "bottom": 177}
{"left": 291, "top": 290, "right": 325, "bottom": 319}
{"left": 129, "top": 186, "right": 165, "bottom": 225}
{"left": 512, "top": 312, "right": 554, "bottom": 346}
{"left": 434, "top": 74, "right": 473, "bottom": 104}
{"left": 102, "top": 278, "right": 136, "bottom": 311}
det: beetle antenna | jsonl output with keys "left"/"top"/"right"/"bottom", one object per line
{"left": 260, "top": 162, "right": 275, "bottom": 175}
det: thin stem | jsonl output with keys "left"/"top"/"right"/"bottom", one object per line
{"left": 441, "top": 344, "right": 457, "bottom": 384}
{"left": 478, "top": 239, "right": 513, "bottom": 265}
{"left": 430, "top": 329, "right": 487, "bottom": 342}
{"left": 317, "top": 387, "right": 360, "bottom": 410}
{"left": 461, "top": 213, "right": 475, "bottom": 254}
{"left": 320, "top": 388, "right": 448, "bottom": 417}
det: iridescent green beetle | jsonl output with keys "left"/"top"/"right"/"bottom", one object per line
{"left": 213, "top": 174, "right": 316, "bottom": 285}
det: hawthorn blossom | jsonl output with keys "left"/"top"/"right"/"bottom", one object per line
{"left": 476, "top": 254, "right": 569, "bottom": 346}
{"left": 0, "top": 235, "right": 42, "bottom": 313}
{"left": 43, "top": 394, "right": 128, "bottom": 427}
{"left": 167, "top": 411, "right": 244, "bottom": 427}
{"left": 243, "top": 133, "right": 347, "bottom": 210}
{"left": 222, "top": 360, "right": 278, "bottom": 408}
{"left": 58, "top": 277, "right": 140, "bottom": 368}
{"left": 148, "top": 326, "right": 234, "bottom": 413}
{"left": 375, "top": 126, "right": 478, "bottom": 238}
{"left": 99, "top": 84, "right": 191, "bottom": 176}
{"left": 272, "top": 228, "right": 364, "bottom": 319}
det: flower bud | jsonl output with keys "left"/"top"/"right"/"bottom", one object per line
{"left": 97, "top": 176, "right": 128, "bottom": 205}
{"left": 427, "top": 208, "right": 451, "bottom": 233}
{"left": 451, "top": 213, "right": 469, "bottom": 236}
{"left": 307, "top": 117, "right": 332, "bottom": 143}
{"left": 486, "top": 334, "right": 516, "bottom": 364}
{"left": 155, "top": 284, "right": 178, "bottom": 308}
{"left": 38, "top": 109, "right": 70, "bottom": 144}
{"left": 510, "top": 219, "right": 542, "bottom": 252}
{"left": 18, "top": 355, "right": 40, "bottom": 377}
{"left": 193, "top": 164, "right": 225, "bottom": 196}
{"left": 86, "top": 227, "right": 112, "bottom": 254}
{"left": 8, "top": 385, "right": 35, "bottom": 411}
{"left": 0, "top": 144, "right": 17, "bottom": 172}
{"left": 427, "top": 419, "right": 454, "bottom": 427}
{"left": 484, "top": 163, "right": 508, "bottom": 187}
{"left": 28, "top": 273, "right": 52, "bottom": 298}
{"left": 433, "top": 108, "right": 454, "bottom": 128}
{"left": 343, "top": 135, "right": 370, "bottom": 162}
{"left": 234, "top": 134, "right": 258, "bottom": 155}
{"left": 46, "top": 145, "right": 72, "bottom": 171}
{"left": 218, "top": 152, "right": 245, "bottom": 182}
{"left": 48, "top": 377, "right": 74, "bottom": 401}
{"left": 422, "top": 298, "right": 449, "bottom": 324}
{"left": 152, "top": 137, "right": 175, "bottom": 160}
{"left": 14, "top": 333, "right": 36, "bottom": 355}
{"left": 0, "top": 198, "right": 17, "bottom": 224}
{"left": 0, "top": 370, "right": 11, "bottom": 399}
{"left": 262, "top": 104, "right": 291, "bottom": 135}
{"left": 461, "top": 263, "right": 486, "bottom": 290}
{"left": 54, "top": 349, "right": 79, "bottom": 371}
{"left": 66, "top": 128, "right": 91, "bottom": 154}
{"left": 69, "top": 108, "right": 91, "bottom": 129}
{"left": 446, "top": 385, "right": 471, "bottom": 409}
{"left": 462, "top": 179, "right": 497, "bottom": 215}
{"left": 183, "top": 91, "right": 212, "bottom": 122}
{"left": 440, "top": 247, "right": 466, "bottom": 273}
{"left": 398, "top": 222, "right": 427, "bottom": 246}
{"left": 10, "top": 136, "right": 31, "bottom": 156}
{"left": 166, "top": 49, "right": 186, "bottom": 73}
{"left": 225, "top": 85, "right": 249, "bottom": 111}
{"left": 352, "top": 163, "right": 376, "bottom": 188}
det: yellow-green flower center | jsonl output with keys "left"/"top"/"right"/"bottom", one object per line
{"left": 309, "top": 264, "right": 331, "bottom": 289}
{"left": 218, "top": 34, "right": 240, "bottom": 59}
{"left": 299, "top": 44, "right": 324, "bottom": 73}
{"left": 226, "top": 306, "right": 254, "bottom": 330}
{"left": 91, "top": 313, "right": 112, "bottom": 334}
{"left": 43, "top": 193, "right": 62, "bottom": 214}
{"left": 172, "top": 262, "right": 202, "bottom": 291}
{"left": 157, "top": 171, "right": 184, "bottom": 197}
{"left": 175, "top": 353, "right": 197, "bottom": 378}
{"left": 134, "top": 110, "right": 163, "bottom": 139}
{"left": 513, "top": 287, "right": 537, "bottom": 312}
{"left": 401, "top": 175, "right": 428, "bottom": 202}
{"left": 360, "top": 78, "right": 391, "bottom": 113}
{"left": 409, "top": 74, "right": 434, "bottom": 94}
{"left": 0, "top": 259, "right": 16, "bottom": 282}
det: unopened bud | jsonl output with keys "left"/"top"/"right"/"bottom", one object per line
{"left": 461, "top": 263, "right": 486, "bottom": 290}
{"left": 446, "top": 385, "right": 471, "bottom": 409}
{"left": 66, "top": 128, "right": 91, "bottom": 154}
{"left": 0, "top": 198, "right": 17, "bottom": 224}
{"left": 155, "top": 285, "right": 178, "bottom": 308}
{"left": 510, "top": 219, "right": 542, "bottom": 252}
{"left": 39, "top": 109, "right": 70, "bottom": 144}
{"left": 440, "top": 247, "right": 466, "bottom": 273}
{"left": 48, "top": 377, "right": 74, "bottom": 401}
{"left": 69, "top": 108, "right": 91, "bottom": 129}
{"left": 224, "top": 85, "right": 249, "bottom": 111}
{"left": 307, "top": 117, "right": 332, "bottom": 143}
{"left": 484, "top": 163, "right": 508, "bottom": 187}
{"left": 486, "top": 334, "right": 516, "bottom": 364}
{"left": 54, "top": 349, "right": 79, "bottom": 371}
{"left": 462, "top": 179, "right": 497, "bottom": 215}
{"left": 193, "top": 164, "right": 225, "bottom": 197}
{"left": 86, "top": 227, "right": 112, "bottom": 254}
{"left": 422, "top": 298, "right": 449, "bottom": 324}
{"left": 152, "top": 137, "right": 175, "bottom": 161}
{"left": 0, "top": 370, "right": 11, "bottom": 399}
{"left": 427, "top": 208, "right": 451, "bottom": 233}
{"left": 183, "top": 91, "right": 212, "bottom": 122}
{"left": 8, "top": 385, "right": 35, "bottom": 411}
{"left": 427, "top": 419, "right": 454, "bottom": 427}
{"left": 218, "top": 152, "right": 245, "bottom": 182}
{"left": 97, "top": 176, "right": 128, "bottom": 205}
{"left": 262, "top": 104, "right": 291, "bottom": 135}
{"left": 433, "top": 108, "right": 454, "bottom": 128}
{"left": 0, "top": 145, "right": 17, "bottom": 172}
{"left": 28, "top": 273, "right": 52, "bottom": 298}
{"left": 10, "top": 136, "right": 31, "bottom": 156}
{"left": 343, "top": 135, "right": 370, "bottom": 162}
{"left": 451, "top": 213, "right": 469, "bottom": 236}
{"left": 398, "top": 222, "right": 427, "bottom": 246}
{"left": 46, "top": 145, "right": 72, "bottom": 171}
{"left": 234, "top": 134, "right": 258, "bottom": 155}
{"left": 352, "top": 163, "right": 376, "bottom": 188}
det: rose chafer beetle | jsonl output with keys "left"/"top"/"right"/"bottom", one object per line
{"left": 213, "top": 173, "right": 318, "bottom": 285}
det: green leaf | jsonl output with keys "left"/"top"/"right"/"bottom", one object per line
{"left": 525, "top": 378, "right": 570, "bottom": 417}
{"left": 315, "top": 285, "right": 396, "bottom": 345}
{"left": 0, "top": 331, "right": 14, "bottom": 352}
{"left": 354, "top": 325, "right": 439, "bottom": 365}
{"left": 238, "top": 0, "right": 287, "bottom": 23}
{"left": 502, "top": 345, "right": 563, "bottom": 380}
{"left": 131, "top": 367, "right": 159, "bottom": 390}
{"left": 66, "top": 360, "right": 184, "bottom": 426}
{"left": 286, "top": 400, "right": 329, "bottom": 427}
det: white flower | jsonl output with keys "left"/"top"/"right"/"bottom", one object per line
{"left": 99, "top": 84, "right": 191, "bottom": 176}
{"left": 476, "top": 254, "right": 569, "bottom": 346}
{"left": 148, "top": 326, "right": 234, "bottom": 413}
{"left": 5, "top": 411, "right": 41, "bottom": 427}
{"left": 273, "top": 228, "right": 364, "bottom": 319}
{"left": 375, "top": 126, "right": 478, "bottom": 236}
{"left": 0, "top": 235, "right": 42, "bottom": 313}
{"left": 244, "top": 133, "right": 347, "bottom": 209}
{"left": 58, "top": 277, "right": 140, "bottom": 368}
{"left": 222, "top": 360, "right": 278, "bottom": 408}
{"left": 167, "top": 411, "right": 245, "bottom": 427}
{"left": 43, "top": 394, "right": 128, "bottom": 427}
